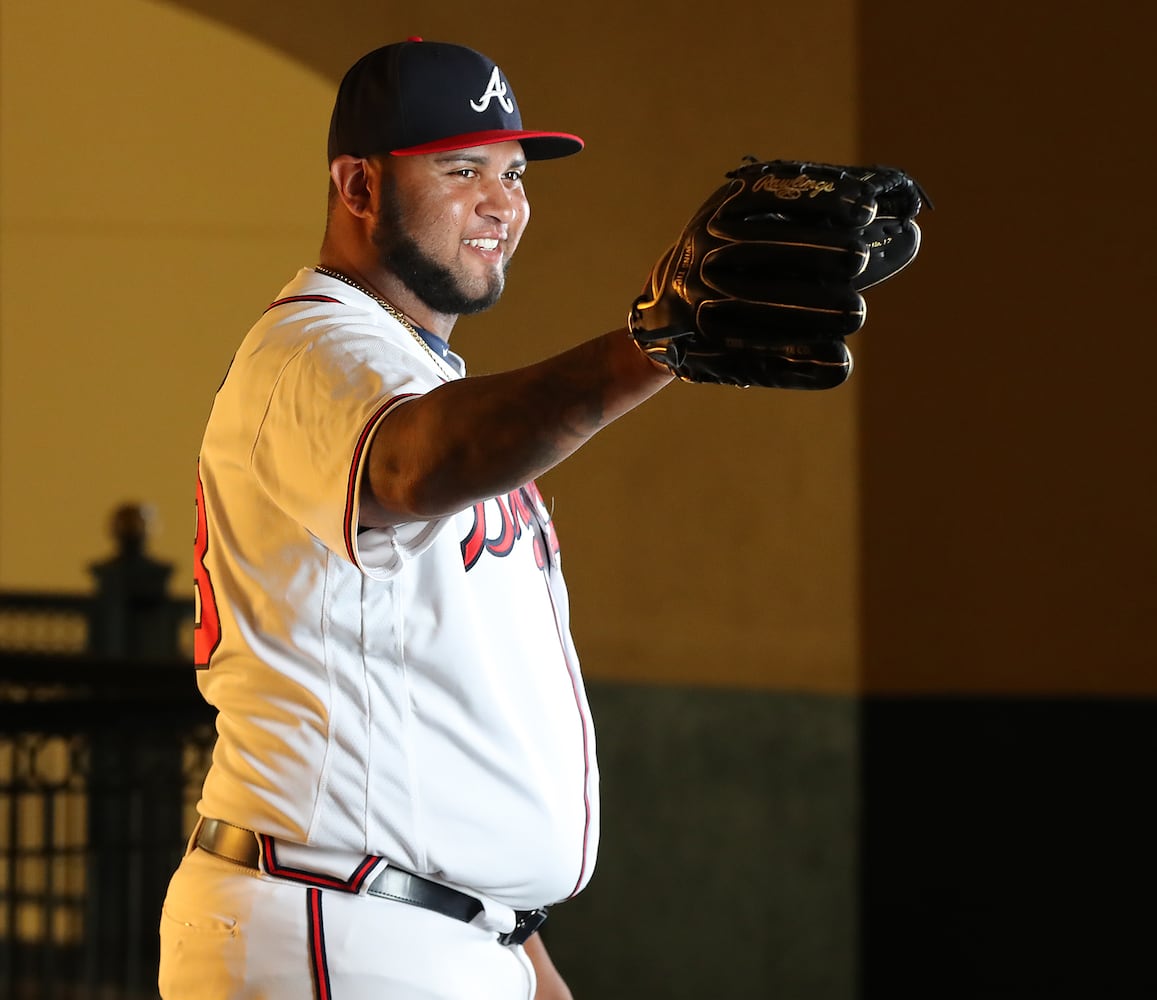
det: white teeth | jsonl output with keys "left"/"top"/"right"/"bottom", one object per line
{"left": 463, "top": 238, "right": 499, "bottom": 250}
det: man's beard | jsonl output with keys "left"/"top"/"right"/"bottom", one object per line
{"left": 372, "top": 181, "right": 508, "bottom": 317}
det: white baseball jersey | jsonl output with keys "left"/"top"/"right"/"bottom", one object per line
{"left": 192, "top": 268, "right": 599, "bottom": 910}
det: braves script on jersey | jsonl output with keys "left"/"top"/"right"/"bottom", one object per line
{"left": 192, "top": 268, "right": 599, "bottom": 910}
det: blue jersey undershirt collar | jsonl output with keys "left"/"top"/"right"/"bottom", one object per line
{"left": 415, "top": 327, "right": 466, "bottom": 376}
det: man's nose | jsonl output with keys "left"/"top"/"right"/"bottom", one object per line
{"left": 478, "top": 178, "right": 517, "bottom": 225}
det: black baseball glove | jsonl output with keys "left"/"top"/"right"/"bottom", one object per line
{"left": 628, "top": 159, "right": 927, "bottom": 389}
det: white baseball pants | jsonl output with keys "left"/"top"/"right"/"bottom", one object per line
{"left": 158, "top": 847, "right": 536, "bottom": 999}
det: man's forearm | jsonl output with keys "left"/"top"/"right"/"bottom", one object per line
{"left": 362, "top": 328, "right": 672, "bottom": 525}
{"left": 523, "top": 933, "right": 574, "bottom": 1000}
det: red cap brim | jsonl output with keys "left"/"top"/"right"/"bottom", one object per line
{"left": 390, "top": 129, "right": 584, "bottom": 161}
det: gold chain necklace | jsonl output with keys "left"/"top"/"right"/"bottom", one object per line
{"left": 312, "top": 265, "right": 452, "bottom": 372}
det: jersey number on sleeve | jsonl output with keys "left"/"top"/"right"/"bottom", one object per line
{"left": 193, "top": 464, "right": 221, "bottom": 668}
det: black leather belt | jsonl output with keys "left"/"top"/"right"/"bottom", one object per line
{"left": 194, "top": 818, "right": 547, "bottom": 946}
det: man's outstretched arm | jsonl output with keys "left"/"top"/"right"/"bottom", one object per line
{"left": 360, "top": 328, "right": 672, "bottom": 526}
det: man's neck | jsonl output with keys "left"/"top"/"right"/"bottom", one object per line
{"left": 316, "top": 251, "right": 458, "bottom": 340}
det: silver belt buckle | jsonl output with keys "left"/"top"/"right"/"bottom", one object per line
{"left": 497, "top": 907, "right": 549, "bottom": 946}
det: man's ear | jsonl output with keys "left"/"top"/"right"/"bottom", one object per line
{"left": 329, "top": 155, "right": 377, "bottom": 219}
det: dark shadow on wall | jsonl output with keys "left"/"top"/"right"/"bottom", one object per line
{"left": 547, "top": 683, "right": 859, "bottom": 1000}
{"left": 860, "top": 696, "right": 1157, "bottom": 999}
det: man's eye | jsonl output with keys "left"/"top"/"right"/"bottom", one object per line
{"left": 504, "top": 171, "right": 524, "bottom": 183}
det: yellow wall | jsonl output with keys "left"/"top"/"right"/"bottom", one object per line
{"left": 6, "top": 1, "right": 1153, "bottom": 696}
{"left": 1, "top": 0, "right": 863, "bottom": 692}
{"left": 0, "top": 0, "right": 332, "bottom": 588}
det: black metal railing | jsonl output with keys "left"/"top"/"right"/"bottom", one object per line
{"left": 0, "top": 657, "right": 214, "bottom": 1000}
{"left": 1, "top": 506, "right": 211, "bottom": 1000}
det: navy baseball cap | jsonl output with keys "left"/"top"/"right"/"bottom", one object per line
{"left": 327, "top": 38, "right": 584, "bottom": 162}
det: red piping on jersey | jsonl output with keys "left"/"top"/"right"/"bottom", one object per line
{"left": 343, "top": 394, "right": 420, "bottom": 563}
{"left": 522, "top": 490, "right": 593, "bottom": 896}
{"left": 263, "top": 294, "right": 342, "bottom": 313}
{"left": 560, "top": 619, "right": 593, "bottom": 899}
{"left": 531, "top": 530, "right": 593, "bottom": 899}
{"left": 306, "top": 888, "right": 332, "bottom": 1000}
{"left": 260, "top": 835, "right": 381, "bottom": 892}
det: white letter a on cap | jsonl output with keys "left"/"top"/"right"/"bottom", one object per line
{"left": 470, "top": 66, "right": 515, "bottom": 114}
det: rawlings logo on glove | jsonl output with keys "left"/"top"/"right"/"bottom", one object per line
{"left": 751, "top": 173, "right": 837, "bottom": 199}
{"left": 628, "top": 158, "right": 929, "bottom": 389}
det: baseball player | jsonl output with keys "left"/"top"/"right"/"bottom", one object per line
{"left": 159, "top": 38, "right": 670, "bottom": 1000}
{"left": 159, "top": 35, "right": 925, "bottom": 1000}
